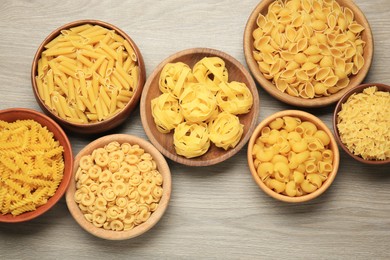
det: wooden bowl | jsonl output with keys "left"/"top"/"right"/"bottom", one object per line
{"left": 140, "top": 48, "right": 260, "bottom": 166}
{"left": 0, "top": 108, "right": 73, "bottom": 222}
{"left": 333, "top": 83, "right": 390, "bottom": 165}
{"left": 65, "top": 134, "right": 171, "bottom": 240}
{"left": 243, "top": 0, "right": 373, "bottom": 107}
{"left": 31, "top": 20, "right": 146, "bottom": 134}
{"left": 247, "top": 110, "right": 340, "bottom": 203}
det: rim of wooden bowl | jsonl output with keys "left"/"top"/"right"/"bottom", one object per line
{"left": 243, "top": 0, "right": 374, "bottom": 107}
{"left": 31, "top": 19, "right": 146, "bottom": 134}
{"left": 0, "top": 108, "right": 73, "bottom": 223}
{"left": 65, "top": 134, "right": 171, "bottom": 240}
{"left": 140, "top": 47, "right": 260, "bottom": 167}
{"left": 333, "top": 83, "right": 390, "bottom": 165}
{"left": 247, "top": 110, "right": 340, "bottom": 203}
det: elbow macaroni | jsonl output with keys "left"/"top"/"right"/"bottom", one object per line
{"left": 252, "top": 116, "right": 334, "bottom": 197}
{"left": 74, "top": 141, "right": 164, "bottom": 231}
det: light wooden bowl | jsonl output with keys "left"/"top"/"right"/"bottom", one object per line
{"left": 31, "top": 20, "right": 146, "bottom": 134}
{"left": 0, "top": 108, "right": 73, "bottom": 223}
{"left": 333, "top": 83, "right": 390, "bottom": 165}
{"left": 65, "top": 134, "right": 171, "bottom": 240}
{"left": 243, "top": 0, "right": 373, "bottom": 107}
{"left": 247, "top": 110, "right": 340, "bottom": 203}
{"left": 140, "top": 48, "right": 260, "bottom": 166}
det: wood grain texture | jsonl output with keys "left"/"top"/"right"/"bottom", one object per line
{"left": 0, "top": 0, "right": 389, "bottom": 259}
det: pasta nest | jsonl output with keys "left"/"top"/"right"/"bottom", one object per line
{"left": 208, "top": 112, "right": 244, "bottom": 150}
{"left": 179, "top": 83, "right": 217, "bottom": 123}
{"left": 217, "top": 81, "right": 254, "bottom": 115}
{"left": 159, "top": 62, "right": 195, "bottom": 99}
{"left": 173, "top": 122, "right": 210, "bottom": 158}
{"left": 151, "top": 93, "right": 184, "bottom": 133}
{"left": 193, "top": 57, "right": 228, "bottom": 94}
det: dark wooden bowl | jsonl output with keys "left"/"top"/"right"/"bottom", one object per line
{"left": 31, "top": 20, "right": 146, "bottom": 134}
{"left": 140, "top": 48, "right": 260, "bottom": 166}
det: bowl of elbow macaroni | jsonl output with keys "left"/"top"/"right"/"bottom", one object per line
{"left": 0, "top": 108, "right": 73, "bottom": 223}
{"left": 247, "top": 110, "right": 340, "bottom": 203}
{"left": 140, "top": 47, "right": 260, "bottom": 166}
{"left": 65, "top": 134, "right": 171, "bottom": 240}
{"left": 243, "top": 0, "right": 373, "bottom": 107}
{"left": 31, "top": 20, "right": 146, "bottom": 134}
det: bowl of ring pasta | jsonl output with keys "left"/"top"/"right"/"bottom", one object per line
{"left": 243, "top": 0, "right": 373, "bottom": 107}
{"left": 65, "top": 134, "right": 171, "bottom": 240}
{"left": 140, "top": 48, "right": 260, "bottom": 166}
{"left": 31, "top": 20, "right": 146, "bottom": 134}
{"left": 0, "top": 108, "right": 73, "bottom": 222}
{"left": 247, "top": 110, "right": 340, "bottom": 203}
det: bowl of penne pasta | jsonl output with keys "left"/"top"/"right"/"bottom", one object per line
{"left": 140, "top": 47, "right": 260, "bottom": 166}
{"left": 247, "top": 110, "right": 340, "bottom": 203}
{"left": 243, "top": 0, "right": 373, "bottom": 107}
{"left": 65, "top": 134, "right": 171, "bottom": 240}
{"left": 31, "top": 20, "right": 146, "bottom": 134}
{"left": 0, "top": 108, "right": 73, "bottom": 222}
{"left": 333, "top": 83, "right": 390, "bottom": 165}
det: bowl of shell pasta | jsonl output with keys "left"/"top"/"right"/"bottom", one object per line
{"left": 65, "top": 134, "right": 171, "bottom": 240}
{"left": 31, "top": 20, "right": 146, "bottom": 134}
{"left": 247, "top": 110, "right": 340, "bottom": 202}
{"left": 244, "top": 0, "right": 373, "bottom": 107}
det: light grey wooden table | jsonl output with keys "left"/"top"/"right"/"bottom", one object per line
{"left": 0, "top": 0, "right": 389, "bottom": 259}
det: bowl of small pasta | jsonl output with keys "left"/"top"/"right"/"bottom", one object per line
{"left": 247, "top": 110, "right": 340, "bottom": 203}
{"left": 333, "top": 83, "right": 390, "bottom": 164}
{"left": 243, "top": 0, "right": 373, "bottom": 107}
{"left": 140, "top": 48, "right": 260, "bottom": 166}
{"left": 31, "top": 20, "right": 146, "bottom": 134}
{"left": 0, "top": 108, "right": 73, "bottom": 223}
{"left": 65, "top": 134, "right": 171, "bottom": 240}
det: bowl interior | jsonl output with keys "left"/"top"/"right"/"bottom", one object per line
{"left": 65, "top": 134, "right": 171, "bottom": 240}
{"left": 0, "top": 108, "right": 73, "bottom": 223}
{"left": 140, "top": 48, "right": 260, "bottom": 166}
{"left": 243, "top": 0, "right": 373, "bottom": 107}
{"left": 333, "top": 83, "right": 390, "bottom": 165}
{"left": 31, "top": 20, "right": 146, "bottom": 134}
{"left": 247, "top": 110, "right": 340, "bottom": 203}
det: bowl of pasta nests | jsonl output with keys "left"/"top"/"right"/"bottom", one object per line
{"left": 140, "top": 48, "right": 260, "bottom": 166}
{"left": 0, "top": 108, "right": 73, "bottom": 223}
{"left": 31, "top": 20, "right": 146, "bottom": 134}
{"left": 65, "top": 134, "right": 171, "bottom": 240}
{"left": 333, "top": 83, "right": 390, "bottom": 165}
{"left": 243, "top": 0, "right": 373, "bottom": 107}
{"left": 247, "top": 110, "right": 340, "bottom": 203}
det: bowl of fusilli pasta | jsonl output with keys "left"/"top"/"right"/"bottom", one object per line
{"left": 0, "top": 108, "right": 73, "bottom": 222}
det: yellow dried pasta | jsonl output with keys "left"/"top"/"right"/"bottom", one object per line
{"left": 252, "top": 0, "right": 366, "bottom": 98}
{"left": 252, "top": 116, "right": 334, "bottom": 197}
{"left": 36, "top": 24, "right": 139, "bottom": 124}
{"left": 74, "top": 141, "right": 163, "bottom": 231}
{"left": 337, "top": 86, "right": 390, "bottom": 160}
{"left": 151, "top": 57, "right": 253, "bottom": 158}
{"left": 0, "top": 120, "right": 64, "bottom": 216}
